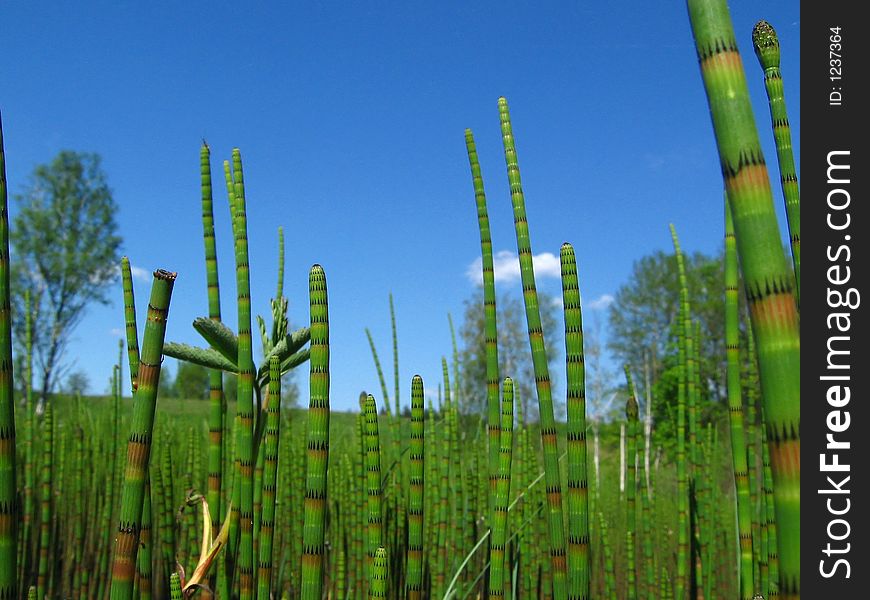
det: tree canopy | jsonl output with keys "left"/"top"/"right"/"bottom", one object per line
{"left": 12, "top": 151, "right": 122, "bottom": 402}
{"left": 458, "top": 287, "right": 560, "bottom": 421}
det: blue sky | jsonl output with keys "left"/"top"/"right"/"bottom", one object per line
{"left": 2, "top": 1, "right": 799, "bottom": 412}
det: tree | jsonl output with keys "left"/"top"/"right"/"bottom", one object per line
{"left": 65, "top": 370, "right": 89, "bottom": 396}
{"left": 458, "top": 287, "right": 560, "bottom": 421}
{"left": 12, "top": 151, "right": 122, "bottom": 405}
{"left": 607, "top": 249, "right": 728, "bottom": 403}
{"left": 606, "top": 249, "right": 732, "bottom": 452}
{"left": 173, "top": 361, "right": 210, "bottom": 400}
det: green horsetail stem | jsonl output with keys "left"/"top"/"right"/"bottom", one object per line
{"left": 21, "top": 290, "right": 34, "bottom": 585}
{"left": 301, "top": 264, "right": 329, "bottom": 600}
{"left": 200, "top": 142, "right": 226, "bottom": 540}
{"left": 560, "top": 243, "right": 589, "bottom": 600}
{"left": 498, "top": 96, "right": 567, "bottom": 599}
{"left": 257, "top": 356, "right": 281, "bottom": 600}
{"left": 465, "top": 128, "right": 501, "bottom": 522}
{"left": 725, "top": 197, "right": 754, "bottom": 600}
{"left": 752, "top": 20, "right": 800, "bottom": 304}
{"left": 0, "top": 112, "right": 18, "bottom": 599}
{"left": 229, "top": 148, "right": 257, "bottom": 600}
{"left": 687, "top": 3, "right": 801, "bottom": 596}
{"left": 276, "top": 226, "right": 284, "bottom": 298}
{"left": 364, "top": 328, "right": 391, "bottom": 417}
{"left": 169, "top": 572, "right": 181, "bottom": 600}
{"left": 369, "top": 547, "right": 388, "bottom": 599}
{"left": 121, "top": 257, "right": 140, "bottom": 393}
{"left": 364, "top": 394, "right": 384, "bottom": 581}
{"left": 35, "top": 403, "right": 52, "bottom": 600}
{"left": 390, "top": 294, "right": 400, "bottom": 417}
{"left": 407, "top": 375, "right": 425, "bottom": 600}
{"left": 624, "top": 368, "right": 639, "bottom": 600}
{"left": 109, "top": 269, "right": 176, "bottom": 600}
{"left": 670, "top": 224, "right": 689, "bottom": 599}
{"left": 136, "top": 476, "right": 152, "bottom": 600}
{"left": 761, "top": 410, "right": 779, "bottom": 599}
{"left": 487, "top": 378, "right": 513, "bottom": 599}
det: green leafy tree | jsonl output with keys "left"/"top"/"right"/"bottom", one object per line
{"left": 173, "top": 361, "right": 210, "bottom": 400}
{"left": 607, "top": 249, "right": 731, "bottom": 451}
{"left": 459, "top": 287, "right": 560, "bottom": 421}
{"left": 11, "top": 151, "right": 122, "bottom": 405}
{"left": 158, "top": 365, "right": 175, "bottom": 399}
{"left": 65, "top": 369, "right": 89, "bottom": 397}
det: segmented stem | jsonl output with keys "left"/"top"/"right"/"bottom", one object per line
{"left": 257, "top": 356, "right": 281, "bottom": 599}
{"left": 687, "top": 3, "right": 801, "bottom": 595}
{"left": 488, "top": 378, "right": 514, "bottom": 599}
{"left": 0, "top": 112, "right": 18, "bottom": 598}
{"left": 301, "top": 264, "right": 329, "bottom": 600}
{"left": 406, "top": 376, "right": 425, "bottom": 599}
{"left": 109, "top": 269, "right": 176, "bottom": 600}
{"left": 498, "top": 96, "right": 567, "bottom": 598}
{"left": 725, "top": 196, "right": 754, "bottom": 600}
{"left": 752, "top": 20, "right": 800, "bottom": 305}
{"left": 561, "top": 243, "right": 589, "bottom": 600}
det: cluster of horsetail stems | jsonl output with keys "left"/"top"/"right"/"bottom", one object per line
{"left": 0, "top": 5, "right": 802, "bottom": 595}
{"left": 687, "top": 0, "right": 801, "bottom": 597}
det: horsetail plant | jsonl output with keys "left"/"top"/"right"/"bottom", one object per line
{"left": 301, "top": 264, "right": 330, "bottom": 600}
{"left": 560, "top": 242, "right": 590, "bottom": 600}
{"left": 121, "top": 256, "right": 140, "bottom": 393}
{"left": 0, "top": 112, "right": 18, "bottom": 600}
{"left": 752, "top": 20, "right": 800, "bottom": 305}
{"left": 686, "top": 3, "right": 801, "bottom": 596}
{"left": 35, "top": 402, "right": 52, "bottom": 600}
{"left": 364, "top": 393, "right": 384, "bottom": 582}
{"left": 488, "top": 377, "right": 513, "bottom": 599}
{"left": 498, "top": 96, "right": 567, "bottom": 599}
{"left": 200, "top": 142, "right": 226, "bottom": 544}
{"left": 228, "top": 148, "right": 257, "bottom": 600}
{"left": 726, "top": 196, "right": 754, "bottom": 600}
{"left": 406, "top": 375, "right": 425, "bottom": 600}
{"left": 624, "top": 367, "right": 639, "bottom": 600}
{"left": 256, "top": 356, "right": 281, "bottom": 600}
{"left": 670, "top": 224, "right": 689, "bottom": 600}
{"left": 465, "top": 128, "right": 501, "bottom": 522}
{"left": 369, "top": 547, "right": 388, "bottom": 600}
{"left": 109, "top": 269, "right": 176, "bottom": 600}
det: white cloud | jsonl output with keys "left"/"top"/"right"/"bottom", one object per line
{"left": 585, "top": 294, "right": 614, "bottom": 311}
{"left": 466, "top": 250, "right": 562, "bottom": 286}
{"left": 109, "top": 327, "right": 124, "bottom": 337}
{"left": 130, "top": 265, "right": 151, "bottom": 282}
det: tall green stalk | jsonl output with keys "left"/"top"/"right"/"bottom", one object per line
{"left": 121, "top": 257, "right": 140, "bottom": 393}
{"left": 670, "top": 225, "right": 689, "bottom": 600}
{"left": 488, "top": 378, "right": 513, "bottom": 599}
{"left": 560, "top": 243, "right": 589, "bottom": 600}
{"left": 301, "top": 264, "right": 329, "bottom": 600}
{"left": 35, "top": 403, "right": 52, "bottom": 600}
{"left": 725, "top": 196, "right": 754, "bottom": 600}
{"left": 369, "top": 547, "right": 388, "bottom": 600}
{"left": 364, "top": 393, "right": 384, "bottom": 582}
{"left": 257, "top": 356, "right": 281, "bottom": 600}
{"left": 686, "top": 3, "right": 801, "bottom": 596}
{"left": 406, "top": 375, "right": 425, "bottom": 600}
{"left": 200, "top": 142, "right": 226, "bottom": 544}
{"left": 498, "top": 96, "right": 567, "bottom": 599}
{"left": 109, "top": 269, "right": 176, "bottom": 600}
{"left": 752, "top": 20, "right": 800, "bottom": 304}
{"left": 465, "top": 128, "right": 501, "bottom": 522}
{"left": 0, "top": 111, "right": 18, "bottom": 599}
{"left": 624, "top": 368, "right": 638, "bottom": 600}
{"left": 229, "top": 148, "right": 257, "bottom": 600}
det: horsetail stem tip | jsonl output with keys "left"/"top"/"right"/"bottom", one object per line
{"left": 752, "top": 20, "right": 780, "bottom": 68}
{"left": 153, "top": 269, "right": 178, "bottom": 282}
